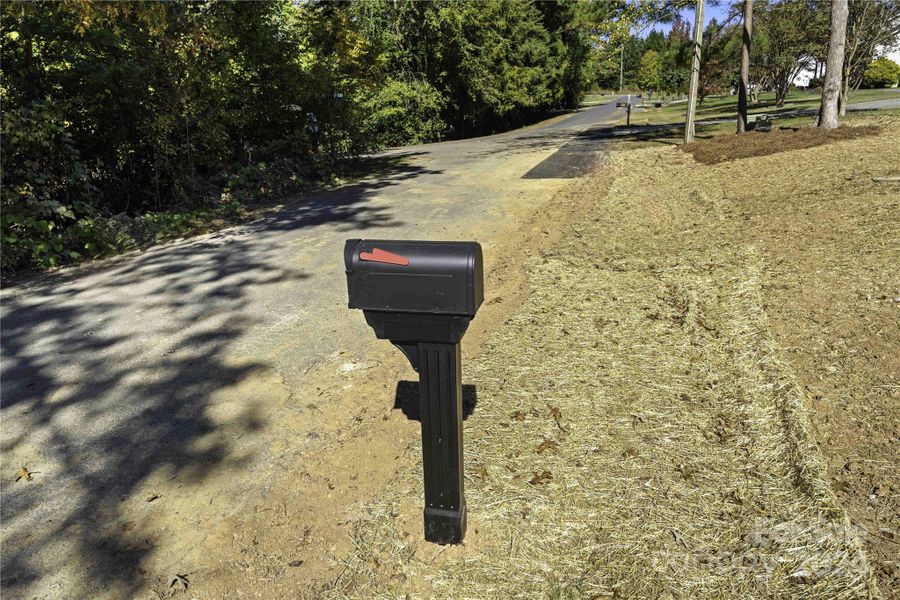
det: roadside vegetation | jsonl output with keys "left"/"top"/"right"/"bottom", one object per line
{"left": 3, "top": 0, "right": 897, "bottom": 275}
{"left": 1, "top": 0, "right": 600, "bottom": 274}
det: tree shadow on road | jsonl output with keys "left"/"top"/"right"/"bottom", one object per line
{"left": 0, "top": 153, "right": 440, "bottom": 597}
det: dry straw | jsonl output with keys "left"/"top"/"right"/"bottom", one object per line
{"left": 322, "top": 129, "right": 888, "bottom": 599}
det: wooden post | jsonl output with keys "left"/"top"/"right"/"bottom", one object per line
{"left": 737, "top": 0, "right": 753, "bottom": 133}
{"left": 684, "top": 0, "right": 705, "bottom": 143}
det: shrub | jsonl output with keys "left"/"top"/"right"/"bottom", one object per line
{"left": 0, "top": 100, "right": 116, "bottom": 272}
{"left": 861, "top": 57, "right": 900, "bottom": 89}
{"left": 360, "top": 79, "right": 447, "bottom": 149}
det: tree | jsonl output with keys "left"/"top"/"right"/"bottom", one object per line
{"left": 737, "top": 0, "right": 753, "bottom": 133}
{"left": 668, "top": 13, "right": 692, "bottom": 44}
{"left": 840, "top": 0, "right": 900, "bottom": 113}
{"left": 818, "top": 0, "right": 849, "bottom": 129}
{"left": 660, "top": 66, "right": 689, "bottom": 94}
{"left": 644, "top": 29, "right": 668, "bottom": 53}
{"left": 696, "top": 17, "right": 736, "bottom": 104}
{"left": 1, "top": 0, "right": 600, "bottom": 273}
{"left": 861, "top": 57, "right": 900, "bottom": 88}
{"left": 754, "top": 0, "right": 828, "bottom": 107}
{"left": 638, "top": 49, "right": 663, "bottom": 93}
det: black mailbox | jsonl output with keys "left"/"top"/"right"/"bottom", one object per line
{"left": 344, "top": 239, "right": 483, "bottom": 544}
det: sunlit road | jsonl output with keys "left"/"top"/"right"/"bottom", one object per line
{"left": 0, "top": 98, "right": 626, "bottom": 598}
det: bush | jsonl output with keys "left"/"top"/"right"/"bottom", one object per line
{"left": 861, "top": 57, "right": 900, "bottom": 89}
{"left": 1, "top": 100, "right": 250, "bottom": 274}
{"left": 360, "top": 79, "right": 447, "bottom": 149}
{"left": 0, "top": 100, "right": 115, "bottom": 272}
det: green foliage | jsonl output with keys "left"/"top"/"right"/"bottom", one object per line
{"left": 1, "top": 0, "right": 594, "bottom": 274}
{"left": 660, "top": 67, "right": 689, "bottom": 94}
{"left": 637, "top": 50, "right": 662, "bottom": 92}
{"left": 0, "top": 99, "right": 106, "bottom": 270}
{"left": 360, "top": 79, "right": 446, "bottom": 148}
{"left": 861, "top": 57, "right": 900, "bottom": 88}
{"left": 753, "top": 0, "right": 829, "bottom": 106}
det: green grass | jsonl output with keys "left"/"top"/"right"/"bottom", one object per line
{"left": 602, "top": 107, "right": 900, "bottom": 151}
{"left": 580, "top": 93, "right": 616, "bottom": 106}
{"left": 629, "top": 88, "right": 900, "bottom": 126}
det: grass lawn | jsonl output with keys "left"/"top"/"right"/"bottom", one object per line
{"left": 580, "top": 93, "right": 617, "bottom": 106}
{"left": 629, "top": 88, "right": 900, "bottom": 126}
{"left": 603, "top": 107, "right": 900, "bottom": 149}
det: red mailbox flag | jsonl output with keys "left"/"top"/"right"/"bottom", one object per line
{"left": 359, "top": 247, "right": 410, "bottom": 266}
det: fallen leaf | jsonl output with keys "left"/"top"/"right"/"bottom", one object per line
{"left": 472, "top": 465, "right": 490, "bottom": 480}
{"left": 145, "top": 493, "right": 161, "bottom": 503}
{"left": 535, "top": 438, "right": 559, "bottom": 454}
{"left": 510, "top": 410, "right": 526, "bottom": 421}
{"left": 548, "top": 407, "right": 569, "bottom": 433}
{"left": 529, "top": 470, "right": 552, "bottom": 485}
{"left": 168, "top": 574, "right": 189, "bottom": 591}
{"left": 288, "top": 560, "right": 304, "bottom": 567}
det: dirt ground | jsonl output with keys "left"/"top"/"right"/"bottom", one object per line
{"left": 623, "top": 114, "right": 899, "bottom": 597}
{"left": 114, "top": 162, "right": 615, "bottom": 599}
{"left": 133, "top": 115, "right": 897, "bottom": 599}
{"left": 729, "top": 119, "right": 899, "bottom": 595}
{"left": 673, "top": 114, "right": 899, "bottom": 596}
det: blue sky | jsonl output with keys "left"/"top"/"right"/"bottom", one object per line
{"left": 645, "top": 3, "right": 733, "bottom": 37}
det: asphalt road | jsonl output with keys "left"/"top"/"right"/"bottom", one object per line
{"left": 0, "top": 98, "right": 625, "bottom": 597}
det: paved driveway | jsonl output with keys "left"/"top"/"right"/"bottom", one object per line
{"left": 1, "top": 100, "right": 624, "bottom": 597}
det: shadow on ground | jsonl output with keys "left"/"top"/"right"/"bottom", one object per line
{"left": 0, "top": 154, "right": 440, "bottom": 597}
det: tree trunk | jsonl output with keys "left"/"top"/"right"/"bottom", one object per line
{"left": 775, "top": 77, "right": 789, "bottom": 107}
{"left": 818, "top": 0, "right": 848, "bottom": 129}
{"left": 737, "top": 0, "right": 753, "bottom": 133}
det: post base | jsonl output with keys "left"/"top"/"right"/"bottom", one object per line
{"left": 424, "top": 505, "right": 467, "bottom": 545}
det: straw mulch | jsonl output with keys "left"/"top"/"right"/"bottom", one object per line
{"left": 321, "top": 130, "right": 886, "bottom": 599}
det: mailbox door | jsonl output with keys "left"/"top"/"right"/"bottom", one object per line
{"left": 345, "top": 240, "right": 483, "bottom": 316}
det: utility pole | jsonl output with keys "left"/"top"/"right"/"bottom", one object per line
{"left": 619, "top": 44, "right": 624, "bottom": 93}
{"left": 737, "top": 0, "right": 753, "bottom": 133}
{"left": 684, "top": 0, "right": 705, "bottom": 143}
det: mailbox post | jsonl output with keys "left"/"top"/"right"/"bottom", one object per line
{"left": 344, "top": 239, "right": 483, "bottom": 544}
